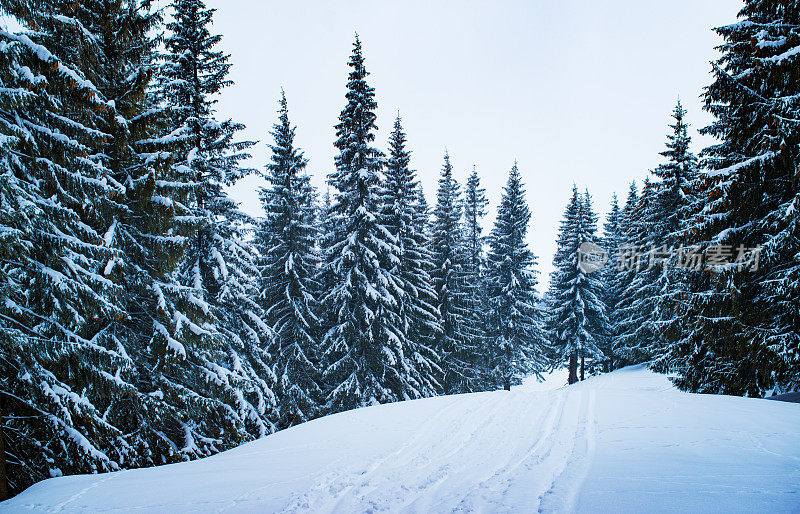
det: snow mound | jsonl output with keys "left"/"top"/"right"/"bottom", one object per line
{"left": 3, "top": 365, "right": 799, "bottom": 513}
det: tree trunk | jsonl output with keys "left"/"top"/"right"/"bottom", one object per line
{"left": 568, "top": 352, "right": 578, "bottom": 384}
{"left": 503, "top": 376, "right": 510, "bottom": 391}
{"left": 580, "top": 354, "right": 585, "bottom": 381}
{"left": 0, "top": 399, "right": 8, "bottom": 501}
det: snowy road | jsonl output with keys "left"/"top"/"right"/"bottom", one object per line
{"left": 3, "top": 365, "right": 799, "bottom": 513}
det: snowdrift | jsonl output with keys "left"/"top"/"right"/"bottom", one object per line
{"left": 2, "top": 365, "right": 799, "bottom": 513}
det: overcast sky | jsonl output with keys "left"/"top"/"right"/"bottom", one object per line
{"left": 178, "top": 1, "right": 745, "bottom": 288}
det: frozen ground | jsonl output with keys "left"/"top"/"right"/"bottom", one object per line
{"left": 3, "top": 365, "right": 799, "bottom": 513}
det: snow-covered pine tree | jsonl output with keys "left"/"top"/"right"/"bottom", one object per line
{"left": 461, "top": 165, "right": 491, "bottom": 386}
{"left": 431, "top": 152, "right": 474, "bottom": 393}
{"left": 647, "top": 100, "right": 698, "bottom": 371}
{"left": 161, "top": 0, "right": 278, "bottom": 440}
{"left": 614, "top": 179, "right": 660, "bottom": 364}
{"left": 258, "top": 91, "right": 322, "bottom": 427}
{"left": 411, "top": 183, "right": 439, "bottom": 348}
{"left": 485, "top": 163, "right": 548, "bottom": 390}
{"left": 616, "top": 103, "right": 699, "bottom": 369}
{"left": 54, "top": 0, "right": 215, "bottom": 466}
{"left": 378, "top": 115, "right": 441, "bottom": 398}
{"left": 600, "top": 194, "right": 623, "bottom": 371}
{"left": 413, "top": 183, "right": 432, "bottom": 241}
{"left": 547, "top": 186, "right": 607, "bottom": 384}
{"left": 317, "top": 188, "right": 339, "bottom": 323}
{"left": 609, "top": 182, "right": 638, "bottom": 365}
{"left": 671, "top": 1, "right": 800, "bottom": 395}
{"left": 0, "top": 17, "right": 128, "bottom": 494}
{"left": 321, "top": 35, "right": 411, "bottom": 411}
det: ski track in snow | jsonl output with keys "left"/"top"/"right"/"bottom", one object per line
{"left": 281, "top": 387, "right": 599, "bottom": 513}
{"left": 4, "top": 366, "right": 800, "bottom": 513}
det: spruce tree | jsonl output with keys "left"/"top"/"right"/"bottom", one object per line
{"left": 258, "top": 91, "right": 322, "bottom": 427}
{"left": 161, "top": 0, "right": 277, "bottom": 441}
{"left": 0, "top": 17, "right": 127, "bottom": 493}
{"left": 600, "top": 194, "right": 623, "bottom": 371}
{"left": 615, "top": 180, "right": 660, "bottom": 364}
{"left": 431, "top": 152, "right": 473, "bottom": 393}
{"left": 378, "top": 116, "right": 441, "bottom": 398}
{"left": 68, "top": 0, "right": 213, "bottom": 464}
{"left": 671, "top": 2, "right": 800, "bottom": 395}
{"left": 485, "top": 163, "right": 548, "bottom": 390}
{"left": 321, "top": 35, "right": 411, "bottom": 411}
{"left": 547, "top": 186, "right": 607, "bottom": 384}
{"left": 462, "top": 165, "right": 491, "bottom": 386}
{"left": 647, "top": 100, "right": 698, "bottom": 370}
{"left": 609, "top": 182, "right": 638, "bottom": 365}
{"left": 616, "top": 103, "right": 699, "bottom": 369}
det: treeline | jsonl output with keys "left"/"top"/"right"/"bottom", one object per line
{"left": 552, "top": 0, "right": 800, "bottom": 398}
{"left": 0, "top": 0, "right": 548, "bottom": 496}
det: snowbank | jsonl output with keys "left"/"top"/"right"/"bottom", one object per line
{"left": 3, "top": 365, "right": 798, "bottom": 513}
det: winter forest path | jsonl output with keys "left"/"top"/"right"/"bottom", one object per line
{"left": 3, "top": 366, "right": 800, "bottom": 513}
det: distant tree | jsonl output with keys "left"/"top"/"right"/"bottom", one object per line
{"left": 547, "top": 186, "right": 607, "bottom": 384}
{"left": 600, "top": 194, "right": 623, "bottom": 371}
{"left": 258, "top": 91, "right": 322, "bottom": 427}
{"left": 379, "top": 116, "right": 442, "bottom": 398}
{"left": 431, "top": 152, "right": 474, "bottom": 392}
{"left": 485, "top": 164, "right": 549, "bottom": 389}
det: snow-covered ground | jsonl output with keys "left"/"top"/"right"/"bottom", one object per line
{"left": 3, "top": 365, "right": 799, "bottom": 513}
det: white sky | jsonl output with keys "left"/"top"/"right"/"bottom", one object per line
{"left": 212, "top": 0, "right": 744, "bottom": 289}
{"left": 10, "top": 1, "right": 746, "bottom": 289}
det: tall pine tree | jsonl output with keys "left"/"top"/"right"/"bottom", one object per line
{"left": 486, "top": 163, "right": 548, "bottom": 390}
{"left": 671, "top": 2, "right": 800, "bottom": 395}
{"left": 258, "top": 91, "right": 321, "bottom": 427}
{"left": 378, "top": 116, "right": 441, "bottom": 398}
{"left": 321, "top": 36, "right": 412, "bottom": 411}
{"left": 431, "top": 152, "right": 474, "bottom": 393}
{"left": 547, "top": 186, "right": 607, "bottom": 384}
{"left": 461, "top": 165, "right": 491, "bottom": 386}
{"left": 161, "top": 0, "right": 277, "bottom": 442}
{"left": 0, "top": 11, "right": 127, "bottom": 493}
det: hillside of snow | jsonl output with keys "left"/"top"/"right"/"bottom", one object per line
{"left": 2, "top": 365, "right": 799, "bottom": 513}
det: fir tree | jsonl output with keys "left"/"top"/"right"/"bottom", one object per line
{"left": 600, "top": 194, "right": 623, "bottom": 371}
{"left": 321, "top": 35, "right": 411, "bottom": 411}
{"left": 258, "top": 91, "right": 321, "bottom": 427}
{"left": 616, "top": 103, "right": 699, "bottom": 369}
{"left": 69, "top": 0, "right": 212, "bottom": 465}
{"left": 671, "top": 2, "right": 800, "bottom": 395}
{"left": 378, "top": 116, "right": 441, "bottom": 398}
{"left": 431, "top": 152, "right": 473, "bottom": 393}
{"left": 648, "top": 100, "right": 698, "bottom": 370}
{"left": 609, "top": 181, "right": 638, "bottom": 365}
{"left": 0, "top": 18, "right": 127, "bottom": 493}
{"left": 485, "top": 163, "right": 548, "bottom": 390}
{"left": 461, "top": 165, "right": 491, "bottom": 385}
{"left": 615, "top": 179, "right": 660, "bottom": 364}
{"left": 161, "top": 0, "right": 277, "bottom": 441}
{"left": 547, "top": 186, "right": 607, "bottom": 384}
